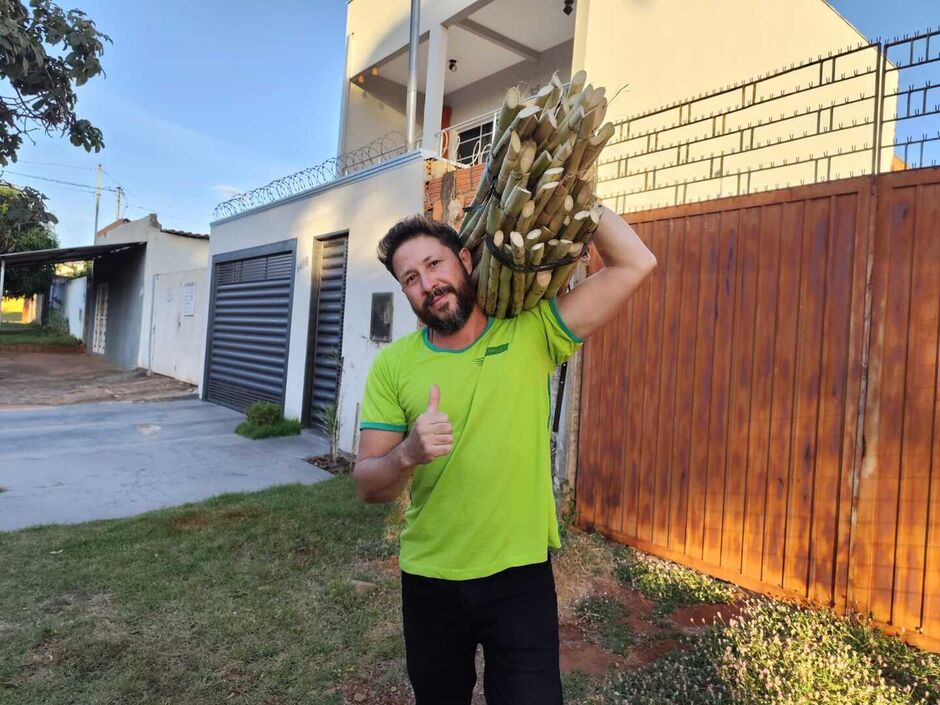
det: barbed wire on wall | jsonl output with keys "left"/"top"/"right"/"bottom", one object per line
{"left": 212, "top": 131, "right": 408, "bottom": 221}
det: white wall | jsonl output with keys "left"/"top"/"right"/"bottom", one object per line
{"left": 207, "top": 153, "right": 427, "bottom": 450}
{"left": 149, "top": 269, "right": 206, "bottom": 385}
{"left": 96, "top": 215, "right": 209, "bottom": 373}
{"left": 62, "top": 276, "right": 86, "bottom": 339}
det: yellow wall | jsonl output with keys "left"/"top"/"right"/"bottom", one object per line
{"left": 576, "top": 0, "right": 893, "bottom": 211}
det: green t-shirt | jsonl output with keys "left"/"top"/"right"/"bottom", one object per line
{"left": 359, "top": 298, "right": 583, "bottom": 580}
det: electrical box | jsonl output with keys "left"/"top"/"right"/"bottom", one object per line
{"left": 370, "top": 292, "right": 393, "bottom": 342}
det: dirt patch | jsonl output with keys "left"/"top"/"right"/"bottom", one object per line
{"left": 0, "top": 343, "right": 84, "bottom": 353}
{"left": 0, "top": 352, "right": 195, "bottom": 407}
{"left": 306, "top": 454, "right": 353, "bottom": 474}
{"left": 169, "top": 507, "right": 263, "bottom": 532}
{"left": 335, "top": 679, "right": 412, "bottom": 704}
{"left": 559, "top": 622, "right": 626, "bottom": 674}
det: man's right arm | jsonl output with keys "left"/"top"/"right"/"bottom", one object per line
{"left": 353, "top": 429, "right": 415, "bottom": 503}
{"left": 353, "top": 385, "right": 452, "bottom": 503}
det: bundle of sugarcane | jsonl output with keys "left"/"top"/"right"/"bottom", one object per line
{"left": 456, "top": 69, "right": 613, "bottom": 318}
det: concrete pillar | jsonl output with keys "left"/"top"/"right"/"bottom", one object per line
{"left": 421, "top": 23, "right": 449, "bottom": 152}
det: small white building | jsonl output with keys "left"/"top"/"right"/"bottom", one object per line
{"left": 87, "top": 214, "right": 210, "bottom": 384}
{"left": 204, "top": 0, "right": 870, "bottom": 449}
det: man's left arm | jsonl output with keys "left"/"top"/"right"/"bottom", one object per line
{"left": 556, "top": 205, "right": 657, "bottom": 340}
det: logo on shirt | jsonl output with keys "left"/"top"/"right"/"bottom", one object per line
{"left": 472, "top": 343, "right": 509, "bottom": 366}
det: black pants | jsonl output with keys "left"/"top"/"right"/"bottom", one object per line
{"left": 401, "top": 559, "right": 563, "bottom": 705}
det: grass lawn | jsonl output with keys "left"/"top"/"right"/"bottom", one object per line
{"left": 0, "top": 322, "right": 82, "bottom": 346}
{"left": 1, "top": 476, "right": 938, "bottom": 704}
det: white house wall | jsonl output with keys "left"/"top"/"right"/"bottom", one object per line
{"left": 207, "top": 153, "right": 427, "bottom": 451}
{"left": 62, "top": 276, "right": 86, "bottom": 339}
{"left": 96, "top": 217, "right": 209, "bottom": 373}
{"left": 149, "top": 268, "right": 207, "bottom": 385}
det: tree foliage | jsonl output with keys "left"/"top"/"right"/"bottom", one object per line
{"left": 0, "top": 0, "right": 110, "bottom": 165}
{"left": 0, "top": 183, "right": 58, "bottom": 297}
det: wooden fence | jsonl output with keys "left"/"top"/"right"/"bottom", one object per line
{"left": 577, "top": 167, "right": 940, "bottom": 650}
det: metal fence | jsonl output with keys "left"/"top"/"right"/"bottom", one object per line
{"left": 598, "top": 27, "right": 940, "bottom": 213}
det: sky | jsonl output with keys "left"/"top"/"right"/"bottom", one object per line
{"left": 8, "top": 0, "right": 347, "bottom": 247}
{"left": 4, "top": 1, "right": 938, "bottom": 249}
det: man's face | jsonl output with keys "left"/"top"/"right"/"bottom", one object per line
{"left": 391, "top": 235, "right": 476, "bottom": 335}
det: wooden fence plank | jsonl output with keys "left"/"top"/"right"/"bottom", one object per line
{"left": 702, "top": 210, "right": 740, "bottom": 566}
{"left": 653, "top": 219, "right": 686, "bottom": 547}
{"left": 721, "top": 206, "right": 760, "bottom": 573}
{"left": 637, "top": 220, "right": 670, "bottom": 542}
{"left": 742, "top": 203, "right": 782, "bottom": 579}
{"left": 892, "top": 183, "right": 940, "bottom": 630}
{"left": 808, "top": 193, "right": 858, "bottom": 606}
{"left": 669, "top": 216, "right": 703, "bottom": 553}
{"left": 685, "top": 213, "right": 721, "bottom": 559}
{"left": 762, "top": 200, "right": 805, "bottom": 588}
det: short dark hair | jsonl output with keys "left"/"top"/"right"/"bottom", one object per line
{"left": 377, "top": 214, "right": 463, "bottom": 278}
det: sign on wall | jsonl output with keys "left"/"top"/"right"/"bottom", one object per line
{"left": 182, "top": 282, "right": 196, "bottom": 317}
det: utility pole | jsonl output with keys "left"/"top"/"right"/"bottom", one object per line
{"left": 115, "top": 186, "right": 122, "bottom": 221}
{"left": 93, "top": 163, "right": 102, "bottom": 240}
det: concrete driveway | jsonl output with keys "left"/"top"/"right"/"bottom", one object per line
{"left": 0, "top": 398, "right": 332, "bottom": 531}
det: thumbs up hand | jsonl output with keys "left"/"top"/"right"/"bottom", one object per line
{"left": 404, "top": 384, "right": 453, "bottom": 465}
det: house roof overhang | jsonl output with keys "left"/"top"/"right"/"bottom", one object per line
{"left": 0, "top": 241, "right": 145, "bottom": 269}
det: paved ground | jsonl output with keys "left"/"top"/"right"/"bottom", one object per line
{"left": 0, "top": 398, "right": 331, "bottom": 531}
{"left": 0, "top": 352, "right": 195, "bottom": 408}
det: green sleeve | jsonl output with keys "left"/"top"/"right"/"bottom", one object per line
{"left": 359, "top": 351, "right": 407, "bottom": 432}
{"left": 535, "top": 298, "right": 584, "bottom": 366}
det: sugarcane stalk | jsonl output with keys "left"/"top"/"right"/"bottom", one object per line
{"left": 523, "top": 270, "right": 552, "bottom": 310}
{"left": 494, "top": 106, "right": 540, "bottom": 158}
{"left": 495, "top": 244, "right": 513, "bottom": 318}
{"left": 502, "top": 171, "right": 526, "bottom": 204}
{"left": 562, "top": 209, "right": 591, "bottom": 242}
{"left": 458, "top": 204, "right": 483, "bottom": 242}
{"left": 545, "top": 238, "right": 573, "bottom": 263}
{"left": 525, "top": 241, "right": 545, "bottom": 293}
{"left": 537, "top": 226, "right": 557, "bottom": 243}
{"left": 476, "top": 245, "right": 491, "bottom": 309}
{"left": 544, "top": 243, "right": 584, "bottom": 299}
{"left": 524, "top": 229, "right": 542, "bottom": 251}
{"left": 530, "top": 181, "right": 559, "bottom": 225}
{"left": 533, "top": 83, "right": 554, "bottom": 108}
{"left": 485, "top": 231, "right": 504, "bottom": 315}
{"left": 466, "top": 198, "right": 501, "bottom": 250}
{"left": 495, "top": 134, "right": 523, "bottom": 193}
{"left": 529, "top": 150, "right": 554, "bottom": 186}
{"left": 518, "top": 140, "right": 538, "bottom": 172}
{"left": 514, "top": 200, "right": 537, "bottom": 235}
{"left": 541, "top": 182, "right": 570, "bottom": 221}
{"left": 536, "top": 166, "right": 565, "bottom": 192}
{"left": 580, "top": 122, "right": 616, "bottom": 172}
{"left": 548, "top": 195, "right": 573, "bottom": 233}
{"left": 571, "top": 179, "right": 595, "bottom": 209}
{"left": 534, "top": 108, "right": 557, "bottom": 147}
{"left": 568, "top": 69, "right": 587, "bottom": 98}
{"left": 499, "top": 185, "right": 531, "bottom": 234}
{"left": 492, "top": 86, "right": 522, "bottom": 148}
{"left": 509, "top": 231, "right": 526, "bottom": 317}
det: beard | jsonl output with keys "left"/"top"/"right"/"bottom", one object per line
{"left": 413, "top": 271, "right": 477, "bottom": 336}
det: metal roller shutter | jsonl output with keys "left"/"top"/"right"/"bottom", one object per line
{"left": 309, "top": 235, "right": 348, "bottom": 425}
{"left": 206, "top": 249, "right": 294, "bottom": 412}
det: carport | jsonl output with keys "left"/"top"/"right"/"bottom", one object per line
{"left": 0, "top": 240, "right": 144, "bottom": 331}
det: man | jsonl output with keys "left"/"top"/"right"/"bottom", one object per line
{"left": 353, "top": 207, "right": 656, "bottom": 704}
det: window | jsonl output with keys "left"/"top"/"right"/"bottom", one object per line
{"left": 456, "top": 121, "right": 494, "bottom": 165}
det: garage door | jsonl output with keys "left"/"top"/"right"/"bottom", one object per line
{"left": 205, "top": 243, "right": 295, "bottom": 412}
{"left": 308, "top": 234, "right": 348, "bottom": 425}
